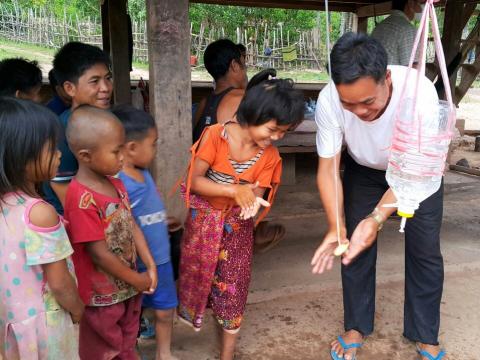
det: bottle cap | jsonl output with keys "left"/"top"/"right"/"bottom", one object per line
{"left": 397, "top": 210, "right": 414, "bottom": 218}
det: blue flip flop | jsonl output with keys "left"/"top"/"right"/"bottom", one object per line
{"left": 330, "top": 335, "right": 363, "bottom": 360}
{"left": 416, "top": 345, "right": 446, "bottom": 360}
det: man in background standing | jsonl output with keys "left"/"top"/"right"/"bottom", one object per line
{"left": 371, "top": 0, "right": 423, "bottom": 66}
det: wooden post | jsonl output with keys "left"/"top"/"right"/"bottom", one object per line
{"left": 101, "top": 1, "right": 110, "bottom": 55}
{"left": 441, "top": 0, "right": 465, "bottom": 101}
{"left": 106, "top": 0, "right": 131, "bottom": 104}
{"left": 281, "top": 153, "right": 296, "bottom": 185}
{"left": 146, "top": 0, "right": 192, "bottom": 218}
{"left": 357, "top": 17, "right": 368, "bottom": 33}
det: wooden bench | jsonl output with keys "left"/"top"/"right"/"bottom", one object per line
{"left": 275, "top": 128, "right": 317, "bottom": 185}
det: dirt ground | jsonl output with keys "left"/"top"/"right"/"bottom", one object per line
{"left": 137, "top": 153, "right": 480, "bottom": 360}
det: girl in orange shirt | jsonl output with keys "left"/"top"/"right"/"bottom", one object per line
{"left": 178, "top": 79, "right": 304, "bottom": 360}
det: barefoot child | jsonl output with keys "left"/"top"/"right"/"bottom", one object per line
{"left": 63, "top": 105, "right": 158, "bottom": 359}
{"left": 114, "top": 105, "right": 178, "bottom": 360}
{"left": 178, "top": 79, "right": 304, "bottom": 359}
{"left": 0, "top": 97, "right": 84, "bottom": 359}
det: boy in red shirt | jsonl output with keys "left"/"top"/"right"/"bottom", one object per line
{"left": 64, "top": 105, "right": 158, "bottom": 359}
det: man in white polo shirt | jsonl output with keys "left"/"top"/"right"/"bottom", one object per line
{"left": 311, "top": 33, "right": 445, "bottom": 360}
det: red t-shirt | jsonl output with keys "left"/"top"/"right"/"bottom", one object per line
{"left": 64, "top": 177, "right": 138, "bottom": 306}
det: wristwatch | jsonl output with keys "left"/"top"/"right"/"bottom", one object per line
{"left": 366, "top": 207, "right": 385, "bottom": 231}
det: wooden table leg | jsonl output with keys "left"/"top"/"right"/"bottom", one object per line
{"left": 281, "top": 153, "right": 296, "bottom": 185}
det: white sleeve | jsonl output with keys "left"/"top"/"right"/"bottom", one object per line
{"left": 315, "top": 85, "right": 344, "bottom": 158}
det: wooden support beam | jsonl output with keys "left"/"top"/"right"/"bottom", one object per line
{"left": 280, "top": 153, "right": 296, "bottom": 185}
{"left": 449, "top": 164, "right": 480, "bottom": 177}
{"left": 357, "top": 16, "right": 369, "bottom": 33}
{"left": 461, "top": 3, "right": 477, "bottom": 30}
{"left": 455, "top": 52, "right": 480, "bottom": 102}
{"left": 146, "top": 0, "right": 192, "bottom": 218}
{"left": 442, "top": 1, "right": 464, "bottom": 65}
{"left": 107, "top": 0, "right": 131, "bottom": 104}
{"left": 443, "top": 7, "right": 480, "bottom": 103}
{"left": 101, "top": 1, "right": 110, "bottom": 54}
{"left": 356, "top": 1, "right": 391, "bottom": 18}
{"left": 441, "top": 0, "right": 465, "bottom": 101}
{"left": 425, "top": 1, "right": 478, "bottom": 102}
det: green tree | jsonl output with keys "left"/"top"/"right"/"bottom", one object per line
{"left": 1, "top": 0, "right": 99, "bottom": 20}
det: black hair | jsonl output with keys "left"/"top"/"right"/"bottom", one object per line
{"left": 204, "top": 39, "right": 242, "bottom": 81}
{"left": 246, "top": 68, "right": 277, "bottom": 90}
{"left": 330, "top": 32, "right": 388, "bottom": 85}
{"left": 112, "top": 104, "right": 156, "bottom": 142}
{"left": 236, "top": 43, "right": 247, "bottom": 55}
{"left": 48, "top": 68, "right": 58, "bottom": 88}
{"left": 48, "top": 68, "right": 59, "bottom": 96}
{"left": 53, "top": 41, "right": 111, "bottom": 86}
{"left": 392, "top": 0, "right": 409, "bottom": 11}
{"left": 0, "top": 58, "right": 42, "bottom": 97}
{"left": 0, "top": 97, "right": 60, "bottom": 201}
{"left": 237, "top": 79, "right": 304, "bottom": 128}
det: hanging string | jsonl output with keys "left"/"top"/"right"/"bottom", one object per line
{"left": 324, "top": 0, "right": 342, "bottom": 247}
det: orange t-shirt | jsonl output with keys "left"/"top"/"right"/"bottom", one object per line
{"left": 185, "top": 123, "right": 282, "bottom": 217}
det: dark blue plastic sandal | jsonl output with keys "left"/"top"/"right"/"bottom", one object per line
{"left": 330, "top": 335, "right": 363, "bottom": 360}
{"left": 416, "top": 345, "right": 446, "bottom": 360}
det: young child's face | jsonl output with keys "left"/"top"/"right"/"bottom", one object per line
{"left": 66, "top": 63, "right": 113, "bottom": 109}
{"left": 248, "top": 119, "right": 290, "bottom": 148}
{"left": 26, "top": 142, "right": 61, "bottom": 182}
{"left": 129, "top": 127, "right": 158, "bottom": 169}
{"left": 89, "top": 122, "right": 125, "bottom": 176}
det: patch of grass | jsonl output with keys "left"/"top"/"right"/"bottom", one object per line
{"left": 1, "top": 37, "right": 329, "bottom": 83}
{"left": 132, "top": 61, "right": 149, "bottom": 71}
{"left": 275, "top": 69, "right": 329, "bottom": 82}
{"left": 191, "top": 68, "right": 329, "bottom": 83}
{"left": 0, "top": 38, "right": 55, "bottom": 61}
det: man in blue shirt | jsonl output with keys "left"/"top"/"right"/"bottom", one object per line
{"left": 43, "top": 42, "right": 113, "bottom": 214}
{"left": 46, "top": 69, "right": 71, "bottom": 116}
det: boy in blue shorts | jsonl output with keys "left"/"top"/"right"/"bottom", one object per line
{"left": 114, "top": 105, "right": 178, "bottom": 360}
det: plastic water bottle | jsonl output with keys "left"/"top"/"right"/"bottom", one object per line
{"left": 386, "top": 99, "right": 455, "bottom": 232}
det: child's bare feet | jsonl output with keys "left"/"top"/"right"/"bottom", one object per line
{"left": 416, "top": 343, "right": 446, "bottom": 360}
{"left": 330, "top": 330, "right": 363, "bottom": 360}
{"left": 157, "top": 355, "right": 179, "bottom": 360}
{"left": 155, "top": 309, "right": 175, "bottom": 360}
{"left": 156, "top": 350, "right": 179, "bottom": 360}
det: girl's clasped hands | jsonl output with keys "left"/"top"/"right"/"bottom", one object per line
{"left": 233, "top": 181, "right": 270, "bottom": 220}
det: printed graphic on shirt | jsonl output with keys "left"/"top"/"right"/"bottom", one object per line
{"left": 77, "top": 186, "right": 137, "bottom": 305}
{"left": 138, "top": 210, "right": 167, "bottom": 227}
{"left": 79, "top": 191, "right": 96, "bottom": 209}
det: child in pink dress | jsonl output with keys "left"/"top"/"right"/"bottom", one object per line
{"left": 0, "top": 97, "right": 84, "bottom": 359}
